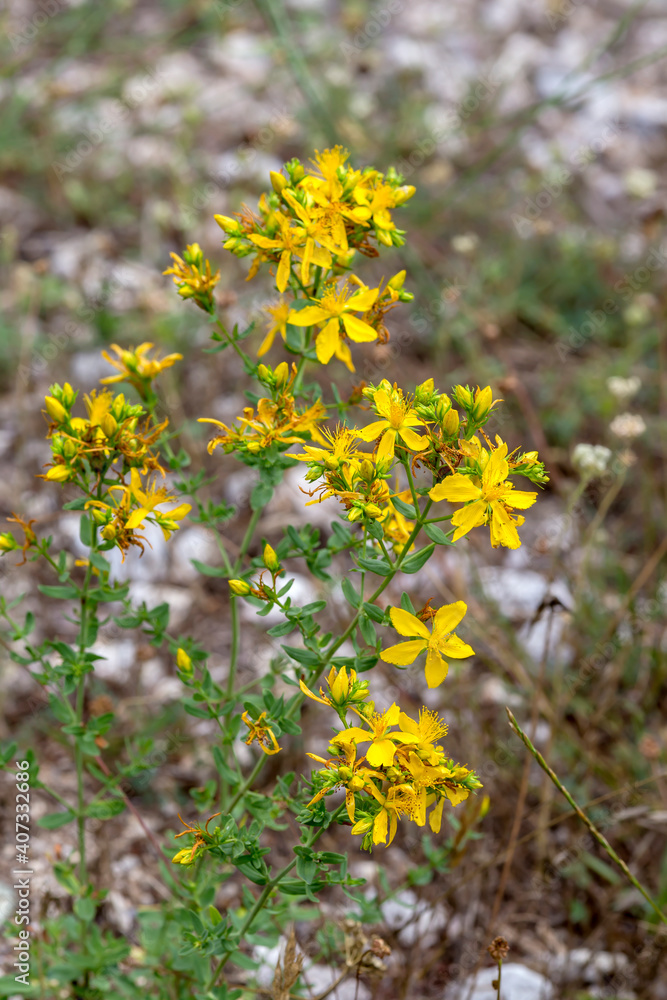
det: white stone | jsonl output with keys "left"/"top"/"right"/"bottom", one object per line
{"left": 445, "top": 963, "right": 554, "bottom": 999}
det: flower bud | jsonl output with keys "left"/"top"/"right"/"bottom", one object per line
{"left": 101, "top": 524, "right": 116, "bottom": 540}
{"left": 338, "top": 766, "right": 353, "bottom": 781}
{"left": 441, "top": 408, "right": 460, "bottom": 438}
{"left": 393, "top": 185, "right": 416, "bottom": 204}
{"left": 0, "top": 533, "right": 19, "bottom": 553}
{"left": 45, "top": 395, "right": 68, "bottom": 424}
{"left": 91, "top": 509, "right": 107, "bottom": 525}
{"left": 214, "top": 215, "right": 240, "bottom": 234}
{"left": 363, "top": 503, "right": 383, "bottom": 519}
{"left": 45, "top": 464, "right": 71, "bottom": 482}
{"left": 176, "top": 648, "right": 193, "bottom": 675}
{"left": 270, "top": 170, "right": 287, "bottom": 194}
{"left": 388, "top": 270, "right": 406, "bottom": 291}
{"left": 471, "top": 386, "right": 493, "bottom": 422}
{"left": 453, "top": 385, "right": 473, "bottom": 409}
{"left": 274, "top": 362, "right": 289, "bottom": 387}
{"left": 229, "top": 579, "right": 252, "bottom": 596}
{"left": 101, "top": 413, "right": 117, "bottom": 438}
{"left": 263, "top": 543, "right": 279, "bottom": 571}
{"left": 63, "top": 439, "right": 78, "bottom": 459}
{"left": 61, "top": 383, "right": 77, "bottom": 407}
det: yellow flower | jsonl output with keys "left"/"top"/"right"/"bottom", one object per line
{"left": 123, "top": 469, "right": 191, "bottom": 538}
{"left": 332, "top": 704, "right": 419, "bottom": 768}
{"left": 299, "top": 665, "right": 369, "bottom": 709}
{"left": 249, "top": 214, "right": 332, "bottom": 293}
{"left": 242, "top": 710, "right": 281, "bottom": 755}
{"left": 397, "top": 708, "right": 448, "bottom": 765}
{"left": 257, "top": 300, "right": 291, "bottom": 356}
{"left": 381, "top": 604, "right": 474, "bottom": 688}
{"left": 172, "top": 847, "right": 197, "bottom": 865}
{"left": 293, "top": 425, "right": 362, "bottom": 470}
{"left": 288, "top": 281, "right": 379, "bottom": 371}
{"left": 357, "top": 386, "right": 427, "bottom": 462}
{"left": 428, "top": 440, "right": 537, "bottom": 549}
{"left": 163, "top": 243, "right": 220, "bottom": 310}
{"left": 352, "top": 784, "right": 414, "bottom": 845}
{"left": 101, "top": 342, "right": 183, "bottom": 398}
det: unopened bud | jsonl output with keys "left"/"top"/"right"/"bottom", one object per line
{"left": 45, "top": 464, "right": 70, "bottom": 482}
{"left": 270, "top": 171, "right": 287, "bottom": 194}
{"left": 274, "top": 362, "right": 289, "bottom": 387}
{"left": 453, "top": 385, "right": 473, "bottom": 409}
{"left": 0, "top": 533, "right": 18, "bottom": 553}
{"left": 45, "top": 396, "right": 68, "bottom": 423}
{"left": 229, "top": 579, "right": 252, "bottom": 596}
{"left": 63, "top": 439, "right": 77, "bottom": 459}
{"left": 263, "top": 543, "right": 279, "bottom": 571}
{"left": 471, "top": 386, "right": 493, "bottom": 422}
{"left": 101, "top": 524, "right": 116, "bottom": 540}
{"left": 101, "top": 413, "right": 117, "bottom": 438}
{"left": 388, "top": 270, "right": 406, "bottom": 291}
{"left": 441, "top": 408, "right": 460, "bottom": 437}
{"left": 176, "top": 648, "right": 193, "bottom": 675}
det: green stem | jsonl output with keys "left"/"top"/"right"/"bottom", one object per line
{"left": 75, "top": 552, "right": 96, "bottom": 885}
{"left": 233, "top": 507, "right": 262, "bottom": 575}
{"left": 206, "top": 803, "right": 346, "bottom": 990}
{"left": 226, "top": 501, "right": 432, "bottom": 813}
{"left": 507, "top": 709, "right": 667, "bottom": 926}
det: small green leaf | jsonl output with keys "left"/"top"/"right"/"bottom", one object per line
{"left": 341, "top": 577, "right": 361, "bottom": 608}
{"left": 424, "top": 523, "right": 454, "bottom": 545}
{"left": 74, "top": 897, "right": 96, "bottom": 922}
{"left": 400, "top": 544, "right": 435, "bottom": 574}
{"left": 392, "top": 496, "right": 419, "bottom": 519}
{"left": 38, "top": 810, "right": 76, "bottom": 829}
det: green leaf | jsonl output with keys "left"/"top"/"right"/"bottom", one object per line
{"left": 392, "top": 496, "right": 419, "bottom": 519}
{"left": 38, "top": 810, "right": 76, "bottom": 829}
{"left": 267, "top": 620, "right": 295, "bottom": 637}
{"left": 79, "top": 514, "right": 93, "bottom": 547}
{"left": 357, "top": 557, "right": 392, "bottom": 577}
{"left": 358, "top": 614, "right": 377, "bottom": 646}
{"left": 191, "top": 559, "right": 227, "bottom": 578}
{"left": 74, "top": 897, "right": 96, "bottom": 922}
{"left": 281, "top": 645, "right": 320, "bottom": 666}
{"left": 366, "top": 518, "right": 384, "bottom": 542}
{"left": 302, "top": 601, "right": 327, "bottom": 614}
{"left": 251, "top": 481, "right": 274, "bottom": 510}
{"left": 424, "top": 523, "right": 454, "bottom": 545}
{"left": 341, "top": 577, "right": 361, "bottom": 608}
{"left": 62, "top": 498, "right": 87, "bottom": 511}
{"left": 400, "top": 544, "right": 435, "bottom": 574}
{"left": 363, "top": 602, "right": 385, "bottom": 623}
{"left": 38, "top": 584, "right": 79, "bottom": 600}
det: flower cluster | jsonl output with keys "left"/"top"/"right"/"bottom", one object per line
{"left": 42, "top": 348, "right": 190, "bottom": 556}
{"left": 163, "top": 243, "right": 221, "bottom": 313}
{"left": 302, "top": 667, "right": 481, "bottom": 849}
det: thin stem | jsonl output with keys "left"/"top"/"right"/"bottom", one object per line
{"left": 206, "top": 803, "right": 346, "bottom": 990}
{"left": 75, "top": 552, "right": 96, "bottom": 885}
{"left": 507, "top": 709, "right": 667, "bottom": 926}
{"left": 225, "top": 500, "right": 433, "bottom": 814}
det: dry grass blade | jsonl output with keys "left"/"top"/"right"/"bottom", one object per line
{"left": 272, "top": 927, "right": 304, "bottom": 1000}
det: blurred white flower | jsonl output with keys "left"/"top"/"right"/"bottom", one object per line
{"left": 610, "top": 413, "right": 646, "bottom": 439}
{"left": 572, "top": 443, "right": 611, "bottom": 478}
{"left": 451, "top": 233, "right": 478, "bottom": 255}
{"left": 607, "top": 375, "right": 641, "bottom": 402}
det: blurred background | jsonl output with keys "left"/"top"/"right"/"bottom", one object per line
{"left": 1, "top": 0, "right": 667, "bottom": 997}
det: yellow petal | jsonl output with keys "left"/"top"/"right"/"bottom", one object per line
{"left": 367, "top": 739, "right": 397, "bottom": 768}
{"left": 390, "top": 607, "right": 430, "bottom": 640}
{"left": 489, "top": 501, "right": 521, "bottom": 549}
{"left": 451, "top": 499, "right": 486, "bottom": 542}
{"left": 289, "top": 305, "right": 331, "bottom": 326}
{"left": 432, "top": 601, "right": 467, "bottom": 638}
{"left": 376, "top": 428, "right": 397, "bottom": 463}
{"left": 443, "top": 785, "right": 469, "bottom": 806}
{"left": 346, "top": 287, "right": 378, "bottom": 311}
{"left": 429, "top": 797, "right": 445, "bottom": 833}
{"left": 381, "top": 639, "right": 426, "bottom": 666}
{"left": 341, "top": 313, "right": 378, "bottom": 343}
{"left": 438, "top": 635, "right": 475, "bottom": 659}
{"left": 299, "top": 678, "right": 330, "bottom": 705}
{"left": 276, "top": 250, "right": 291, "bottom": 293}
{"left": 424, "top": 648, "right": 448, "bottom": 688}
{"left": 357, "top": 419, "right": 390, "bottom": 442}
{"left": 429, "top": 475, "right": 481, "bottom": 504}
{"left": 315, "top": 319, "right": 341, "bottom": 365}
{"left": 397, "top": 426, "right": 426, "bottom": 452}
{"left": 126, "top": 507, "right": 149, "bottom": 531}
{"left": 501, "top": 487, "right": 538, "bottom": 510}
{"left": 373, "top": 808, "right": 388, "bottom": 845}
